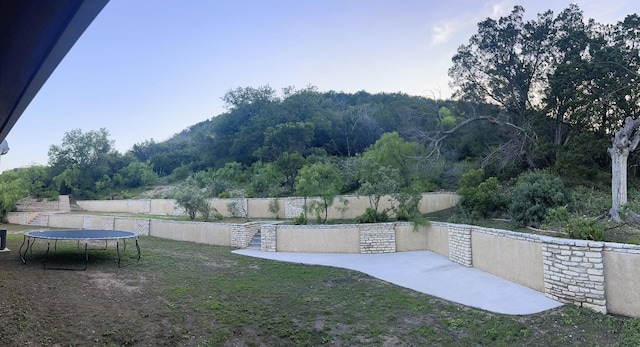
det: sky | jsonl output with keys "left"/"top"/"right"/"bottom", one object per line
{"left": 2, "top": 0, "right": 638, "bottom": 171}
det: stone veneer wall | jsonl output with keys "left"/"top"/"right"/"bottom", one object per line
{"left": 359, "top": 223, "right": 396, "bottom": 254}
{"left": 230, "top": 222, "right": 260, "bottom": 248}
{"left": 542, "top": 239, "right": 606, "bottom": 313}
{"left": 284, "top": 198, "right": 306, "bottom": 218}
{"left": 15, "top": 198, "right": 61, "bottom": 212}
{"left": 448, "top": 224, "right": 472, "bottom": 267}
{"left": 261, "top": 224, "right": 277, "bottom": 252}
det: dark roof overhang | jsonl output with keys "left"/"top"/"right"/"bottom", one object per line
{"left": 0, "top": 0, "right": 108, "bottom": 143}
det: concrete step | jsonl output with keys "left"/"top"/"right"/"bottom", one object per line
{"left": 246, "top": 231, "right": 261, "bottom": 250}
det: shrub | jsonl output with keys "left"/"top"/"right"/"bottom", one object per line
{"left": 565, "top": 218, "right": 605, "bottom": 241}
{"left": 457, "top": 169, "right": 506, "bottom": 220}
{"left": 393, "top": 189, "right": 423, "bottom": 222}
{"left": 509, "top": 171, "right": 573, "bottom": 228}
{"left": 268, "top": 198, "right": 280, "bottom": 219}
{"left": 173, "top": 176, "right": 212, "bottom": 220}
{"left": 355, "top": 207, "right": 390, "bottom": 223}
{"left": 293, "top": 212, "right": 308, "bottom": 225}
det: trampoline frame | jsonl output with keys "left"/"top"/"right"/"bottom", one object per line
{"left": 19, "top": 229, "right": 141, "bottom": 270}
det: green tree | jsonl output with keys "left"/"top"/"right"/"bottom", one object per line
{"left": 363, "top": 132, "right": 425, "bottom": 187}
{"left": 172, "top": 176, "right": 211, "bottom": 220}
{"left": 457, "top": 169, "right": 505, "bottom": 220}
{"left": 15, "top": 165, "right": 57, "bottom": 200}
{"left": 449, "top": 6, "right": 559, "bottom": 168}
{"left": 255, "top": 122, "right": 315, "bottom": 161}
{"left": 271, "top": 152, "right": 306, "bottom": 195}
{"left": 48, "top": 128, "right": 118, "bottom": 197}
{"left": 0, "top": 170, "right": 29, "bottom": 219}
{"left": 356, "top": 157, "right": 401, "bottom": 222}
{"left": 113, "top": 161, "right": 158, "bottom": 189}
{"left": 295, "top": 162, "right": 343, "bottom": 223}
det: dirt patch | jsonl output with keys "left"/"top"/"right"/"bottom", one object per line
{"left": 85, "top": 271, "right": 145, "bottom": 294}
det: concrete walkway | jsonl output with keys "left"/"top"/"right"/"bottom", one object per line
{"left": 232, "top": 249, "right": 563, "bottom": 315}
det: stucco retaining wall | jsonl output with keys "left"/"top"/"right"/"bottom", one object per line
{"left": 472, "top": 229, "right": 544, "bottom": 292}
{"left": 276, "top": 225, "right": 360, "bottom": 253}
{"left": 71, "top": 193, "right": 459, "bottom": 219}
{"left": 149, "top": 219, "right": 232, "bottom": 246}
{"left": 76, "top": 200, "right": 151, "bottom": 213}
{"left": 395, "top": 224, "right": 429, "bottom": 251}
{"left": 424, "top": 222, "right": 450, "bottom": 257}
{"left": 603, "top": 243, "right": 640, "bottom": 317}
{"left": 149, "top": 199, "right": 177, "bottom": 215}
{"left": 247, "top": 198, "right": 285, "bottom": 219}
{"left": 47, "top": 213, "right": 85, "bottom": 229}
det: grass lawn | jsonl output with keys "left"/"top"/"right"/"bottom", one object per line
{"left": 2, "top": 227, "right": 640, "bottom": 346}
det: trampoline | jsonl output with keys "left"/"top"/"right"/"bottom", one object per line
{"left": 19, "top": 229, "right": 140, "bottom": 270}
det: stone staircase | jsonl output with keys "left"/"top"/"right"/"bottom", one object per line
{"left": 26, "top": 212, "right": 55, "bottom": 226}
{"left": 246, "top": 230, "right": 261, "bottom": 250}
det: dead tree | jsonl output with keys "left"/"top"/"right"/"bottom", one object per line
{"left": 608, "top": 117, "right": 640, "bottom": 222}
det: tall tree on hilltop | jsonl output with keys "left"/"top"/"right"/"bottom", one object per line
{"left": 448, "top": 5, "right": 559, "bottom": 169}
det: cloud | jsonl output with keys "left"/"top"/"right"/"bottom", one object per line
{"left": 429, "top": 1, "right": 516, "bottom": 47}
{"left": 430, "top": 20, "right": 459, "bottom": 46}
{"left": 491, "top": 0, "right": 515, "bottom": 17}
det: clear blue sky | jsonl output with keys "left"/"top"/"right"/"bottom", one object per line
{"left": 2, "top": 0, "right": 637, "bottom": 171}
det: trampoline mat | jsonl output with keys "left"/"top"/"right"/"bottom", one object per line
{"left": 25, "top": 229, "right": 138, "bottom": 240}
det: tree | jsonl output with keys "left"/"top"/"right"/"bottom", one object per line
{"left": 271, "top": 152, "right": 306, "bottom": 195}
{"left": 255, "top": 122, "right": 315, "bottom": 161}
{"left": 172, "top": 176, "right": 211, "bottom": 220}
{"left": 15, "top": 165, "right": 57, "bottom": 200}
{"left": 113, "top": 161, "right": 158, "bottom": 189}
{"left": 456, "top": 169, "right": 504, "bottom": 220}
{"left": 48, "top": 128, "right": 114, "bottom": 172}
{"left": 363, "top": 132, "right": 425, "bottom": 187}
{"left": 448, "top": 6, "right": 560, "bottom": 168}
{"left": 295, "top": 162, "right": 343, "bottom": 223}
{"left": 48, "top": 128, "right": 118, "bottom": 197}
{"left": 248, "top": 162, "right": 285, "bottom": 197}
{"left": 356, "top": 157, "right": 401, "bottom": 222}
{"left": 0, "top": 170, "right": 29, "bottom": 219}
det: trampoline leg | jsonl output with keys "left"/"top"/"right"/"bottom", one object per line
{"left": 117, "top": 240, "right": 121, "bottom": 268}
{"left": 42, "top": 240, "right": 88, "bottom": 271}
{"left": 135, "top": 239, "right": 141, "bottom": 262}
{"left": 19, "top": 236, "right": 29, "bottom": 264}
{"left": 43, "top": 241, "right": 52, "bottom": 269}
{"left": 83, "top": 241, "right": 88, "bottom": 270}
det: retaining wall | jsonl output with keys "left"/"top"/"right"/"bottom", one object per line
{"left": 71, "top": 193, "right": 459, "bottom": 219}
{"left": 10, "top": 207, "right": 640, "bottom": 318}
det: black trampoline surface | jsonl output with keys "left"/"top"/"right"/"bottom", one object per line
{"left": 24, "top": 229, "right": 138, "bottom": 240}
{"left": 20, "top": 229, "right": 140, "bottom": 270}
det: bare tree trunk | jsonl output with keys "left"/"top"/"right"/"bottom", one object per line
{"left": 609, "top": 146, "right": 629, "bottom": 221}
{"left": 608, "top": 117, "right": 640, "bottom": 222}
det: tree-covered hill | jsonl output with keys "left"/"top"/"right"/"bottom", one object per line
{"left": 1, "top": 4, "right": 639, "bottom": 228}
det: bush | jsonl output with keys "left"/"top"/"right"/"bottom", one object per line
{"left": 355, "top": 207, "right": 390, "bottom": 223}
{"left": 293, "top": 212, "right": 308, "bottom": 225}
{"left": 457, "top": 169, "right": 506, "bottom": 220}
{"left": 393, "top": 189, "right": 423, "bottom": 222}
{"left": 509, "top": 171, "right": 573, "bottom": 228}
{"left": 565, "top": 218, "right": 605, "bottom": 241}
